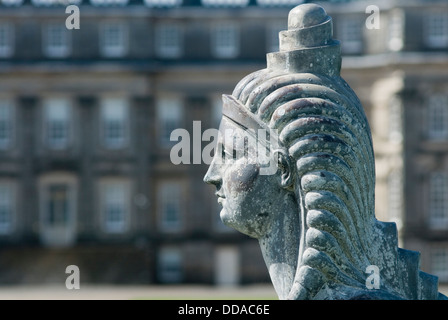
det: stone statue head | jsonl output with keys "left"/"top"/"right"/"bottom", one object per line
{"left": 204, "top": 3, "right": 446, "bottom": 300}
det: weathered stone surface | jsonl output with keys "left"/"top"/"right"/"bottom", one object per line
{"left": 204, "top": 3, "right": 447, "bottom": 300}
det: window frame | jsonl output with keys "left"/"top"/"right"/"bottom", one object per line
{"left": 0, "top": 22, "right": 14, "bottom": 58}
{"left": 158, "top": 181, "right": 182, "bottom": 231}
{"left": 155, "top": 22, "right": 183, "bottom": 59}
{"left": 158, "top": 247, "right": 183, "bottom": 283}
{"left": 99, "top": 179, "right": 131, "bottom": 234}
{"left": 43, "top": 98, "right": 72, "bottom": 150}
{"left": 427, "top": 94, "right": 448, "bottom": 141}
{"left": 431, "top": 247, "right": 448, "bottom": 282}
{"left": 0, "top": 99, "right": 15, "bottom": 150}
{"left": 100, "top": 22, "right": 129, "bottom": 58}
{"left": 43, "top": 23, "right": 71, "bottom": 58}
{"left": 429, "top": 172, "right": 448, "bottom": 230}
{"left": 157, "top": 97, "right": 183, "bottom": 147}
{"left": 338, "top": 16, "right": 363, "bottom": 55}
{"left": 100, "top": 97, "right": 130, "bottom": 150}
{"left": 211, "top": 22, "right": 240, "bottom": 59}
{"left": 0, "top": 181, "right": 16, "bottom": 235}
{"left": 425, "top": 12, "right": 448, "bottom": 49}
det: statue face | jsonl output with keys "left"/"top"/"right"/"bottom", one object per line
{"left": 204, "top": 117, "right": 278, "bottom": 239}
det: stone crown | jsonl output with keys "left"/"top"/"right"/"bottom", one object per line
{"left": 266, "top": 3, "right": 341, "bottom": 76}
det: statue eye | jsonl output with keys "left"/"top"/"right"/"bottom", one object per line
{"left": 221, "top": 145, "right": 233, "bottom": 161}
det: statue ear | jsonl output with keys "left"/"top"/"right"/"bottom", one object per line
{"left": 274, "top": 149, "right": 294, "bottom": 190}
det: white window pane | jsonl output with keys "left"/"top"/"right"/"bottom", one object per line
{"left": 432, "top": 248, "right": 448, "bottom": 282}
{"left": 32, "top": 0, "right": 81, "bottom": 5}
{"left": 257, "top": 0, "right": 304, "bottom": 7}
{"left": 44, "top": 24, "right": 70, "bottom": 58}
{"left": 156, "top": 23, "right": 182, "bottom": 58}
{"left": 0, "top": 23, "right": 14, "bottom": 58}
{"left": 387, "top": 170, "right": 403, "bottom": 230}
{"left": 428, "top": 95, "right": 448, "bottom": 140}
{"left": 426, "top": 12, "right": 448, "bottom": 48}
{"left": 158, "top": 248, "right": 182, "bottom": 283}
{"left": 101, "top": 23, "right": 128, "bottom": 58}
{"left": 202, "top": 0, "right": 248, "bottom": 7}
{"left": 0, "top": 183, "right": 14, "bottom": 234}
{"left": 101, "top": 98, "right": 129, "bottom": 149}
{"left": 1, "top": 0, "right": 24, "bottom": 6}
{"left": 212, "top": 23, "right": 239, "bottom": 59}
{"left": 0, "top": 100, "right": 13, "bottom": 150}
{"left": 429, "top": 173, "right": 448, "bottom": 229}
{"left": 102, "top": 182, "right": 129, "bottom": 233}
{"left": 44, "top": 98, "right": 71, "bottom": 149}
{"left": 144, "top": 0, "right": 182, "bottom": 7}
{"left": 47, "top": 184, "right": 70, "bottom": 227}
{"left": 339, "top": 17, "right": 363, "bottom": 54}
{"left": 159, "top": 182, "right": 181, "bottom": 230}
{"left": 157, "top": 98, "right": 182, "bottom": 145}
{"left": 90, "top": 0, "right": 129, "bottom": 6}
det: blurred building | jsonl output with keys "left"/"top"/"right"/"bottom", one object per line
{"left": 0, "top": 0, "right": 447, "bottom": 285}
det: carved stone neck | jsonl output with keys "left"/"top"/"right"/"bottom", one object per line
{"left": 258, "top": 193, "right": 299, "bottom": 300}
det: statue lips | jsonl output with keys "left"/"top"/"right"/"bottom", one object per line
{"left": 216, "top": 193, "right": 226, "bottom": 205}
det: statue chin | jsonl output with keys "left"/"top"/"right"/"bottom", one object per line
{"left": 219, "top": 208, "right": 263, "bottom": 239}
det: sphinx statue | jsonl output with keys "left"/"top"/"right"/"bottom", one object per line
{"left": 204, "top": 3, "right": 447, "bottom": 300}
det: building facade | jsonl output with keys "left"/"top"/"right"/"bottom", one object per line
{"left": 0, "top": 0, "right": 447, "bottom": 285}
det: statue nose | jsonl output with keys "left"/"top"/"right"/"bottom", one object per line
{"left": 203, "top": 159, "right": 222, "bottom": 187}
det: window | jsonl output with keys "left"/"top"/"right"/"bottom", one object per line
{"left": 267, "top": 21, "right": 286, "bottom": 53}
{"left": 32, "top": 0, "right": 81, "bottom": 5}
{"left": 100, "top": 181, "right": 130, "bottom": 233}
{"left": 426, "top": 12, "right": 448, "bottom": 48}
{"left": 387, "top": 170, "right": 403, "bottom": 230}
{"left": 0, "top": 183, "right": 14, "bottom": 235}
{"left": 1, "top": 0, "right": 24, "bottom": 6}
{"left": 257, "top": 0, "right": 304, "bottom": 7}
{"left": 389, "top": 96, "right": 403, "bottom": 142}
{"left": 100, "top": 22, "right": 128, "bottom": 58}
{"left": 428, "top": 94, "right": 448, "bottom": 140}
{"left": 0, "top": 23, "right": 13, "bottom": 58}
{"left": 144, "top": 0, "right": 182, "bottom": 7}
{"left": 431, "top": 248, "right": 448, "bottom": 282}
{"left": 155, "top": 23, "right": 182, "bottom": 58}
{"left": 339, "top": 17, "right": 363, "bottom": 54}
{"left": 47, "top": 184, "right": 69, "bottom": 227}
{"left": 0, "top": 99, "right": 14, "bottom": 150}
{"left": 39, "top": 174, "right": 77, "bottom": 247}
{"left": 100, "top": 98, "right": 129, "bottom": 149}
{"left": 159, "top": 182, "right": 182, "bottom": 231}
{"left": 158, "top": 247, "right": 182, "bottom": 283}
{"left": 43, "top": 98, "right": 71, "bottom": 150}
{"left": 157, "top": 98, "right": 183, "bottom": 146}
{"left": 90, "top": 0, "right": 128, "bottom": 6}
{"left": 212, "top": 23, "right": 239, "bottom": 59}
{"left": 202, "top": 0, "right": 248, "bottom": 7}
{"left": 44, "top": 23, "right": 71, "bottom": 58}
{"left": 429, "top": 172, "right": 448, "bottom": 229}
{"left": 388, "top": 10, "right": 404, "bottom": 52}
